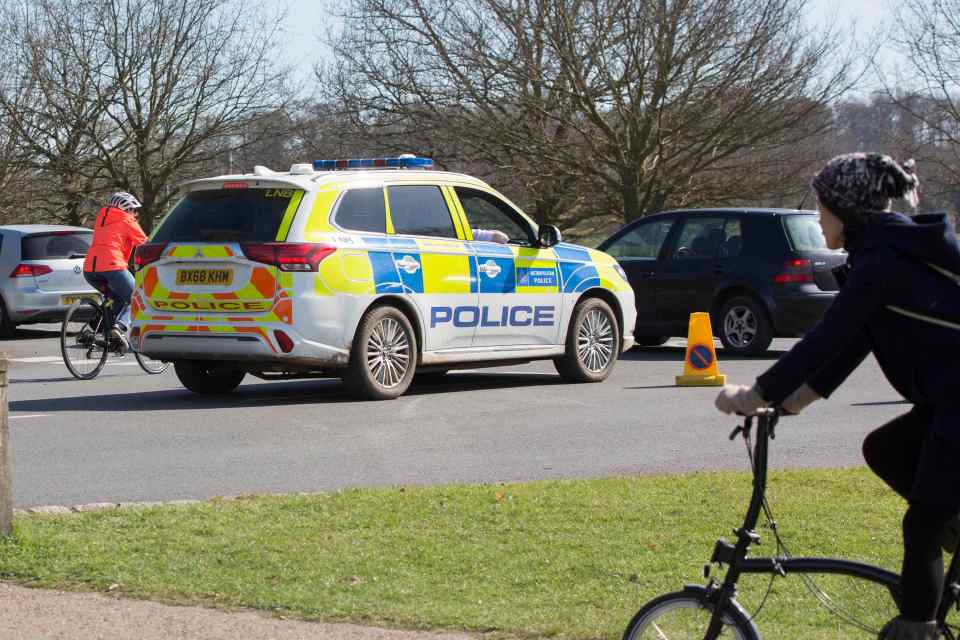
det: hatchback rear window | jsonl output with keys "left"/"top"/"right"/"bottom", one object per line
{"left": 21, "top": 232, "right": 91, "bottom": 259}
{"left": 152, "top": 189, "right": 301, "bottom": 243}
{"left": 784, "top": 215, "right": 827, "bottom": 251}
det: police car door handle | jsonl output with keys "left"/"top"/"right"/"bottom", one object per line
{"left": 395, "top": 255, "right": 420, "bottom": 274}
{"left": 478, "top": 260, "right": 502, "bottom": 278}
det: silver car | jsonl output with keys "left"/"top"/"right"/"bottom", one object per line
{"left": 0, "top": 225, "right": 98, "bottom": 336}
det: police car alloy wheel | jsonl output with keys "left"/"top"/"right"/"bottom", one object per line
{"left": 343, "top": 305, "right": 417, "bottom": 400}
{"left": 555, "top": 298, "right": 619, "bottom": 382}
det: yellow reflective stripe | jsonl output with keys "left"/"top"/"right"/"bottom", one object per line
{"left": 442, "top": 186, "right": 470, "bottom": 240}
{"left": 383, "top": 187, "right": 395, "bottom": 235}
{"left": 303, "top": 190, "right": 339, "bottom": 239}
{"left": 275, "top": 190, "right": 304, "bottom": 241}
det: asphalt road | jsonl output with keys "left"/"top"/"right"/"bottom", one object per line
{"left": 5, "top": 324, "right": 907, "bottom": 508}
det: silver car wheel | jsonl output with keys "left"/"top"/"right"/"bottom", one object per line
{"left": 577, "top": 308, "right": 614, "bottom": 373}
{"left": 366, "top": 317, "right": 410, "bottom": 388}
{"left": 723, "top": 305, "right": 758, "bottom": 348}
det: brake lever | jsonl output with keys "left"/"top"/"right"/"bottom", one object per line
{"left": 729, "top": 415, "right": 753, "bottom": 441}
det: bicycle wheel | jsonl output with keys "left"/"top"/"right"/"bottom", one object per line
{"left": 134, "top": 351, "right": 169, "bottom": 374}
{"left": 623, "top": 589, "right": 759, "bottom": 640}
{"left": 61, "top": 300, "right": 108, "bottom": 380}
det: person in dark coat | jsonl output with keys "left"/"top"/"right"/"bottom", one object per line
{"left": 715, "top": 153, "right": 960, "bottom": 640}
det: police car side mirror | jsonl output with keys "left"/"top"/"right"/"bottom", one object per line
{"left": 538, "top": 224, "right": 561, "bottom": 248}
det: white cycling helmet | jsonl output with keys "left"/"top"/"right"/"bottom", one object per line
{"left": 107, "top": 191, "right": 142, "bottom": 212}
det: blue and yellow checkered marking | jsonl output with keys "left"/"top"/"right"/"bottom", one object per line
{"left": 322, "top": 237, "right": 605, "bottom": 296}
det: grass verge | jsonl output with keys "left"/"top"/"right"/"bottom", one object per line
{"left": 0, "top": 468, "right": 918, "bottom": 639}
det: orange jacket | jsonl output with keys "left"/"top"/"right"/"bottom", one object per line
{"left": 83, "top": 206, "right": 148, "bottom": 272}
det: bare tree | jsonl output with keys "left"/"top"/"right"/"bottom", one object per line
{"left": 327, "top": 0, "right": 854, "bottom": 227}
{"left": 0, "top": 0, "right": 293, "bottom": 231}
{"left": 0, "top": 0, "right": 109, "bottom": 225}
{"left": 883, "top": 0, "right": 960, "bottom": 210}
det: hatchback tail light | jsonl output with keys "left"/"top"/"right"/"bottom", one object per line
{"left": 134, "top": 243, "right": 167, "bottom": 270}
{"left": 773, "top": 258, "right": 814, "bottom": 284}
{"left": 10, "top": 263, "right": 53, "bottom": 278}
{"left": 240, "top": 242, "right": 336, "bottom": 272}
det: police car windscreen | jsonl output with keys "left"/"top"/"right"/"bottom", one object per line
{"left": 152, "top": 189, "right": 297, "bottom": 243}
{"left": 21, "top": 232, "right": 92, "bottom": 259}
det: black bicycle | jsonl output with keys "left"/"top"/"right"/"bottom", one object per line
{"left": 60, "top": 290, "right": 168, "bottom": 380}
{"left": 623, "top": 408, "right": 960, "bottom": 639}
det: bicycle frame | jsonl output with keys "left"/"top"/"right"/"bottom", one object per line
{"left": 700, "top": 408, "right": 960, "bottom": 639}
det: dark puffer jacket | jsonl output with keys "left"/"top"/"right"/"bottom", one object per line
{"left": 757, "top": 212, "right": 960, "bottom": 427}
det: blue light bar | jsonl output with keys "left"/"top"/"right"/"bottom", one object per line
{"left": 311, "top": 156, "right": 434, "bottom": 171}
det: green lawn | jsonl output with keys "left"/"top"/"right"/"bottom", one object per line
{"left": 0, "top": 469, "right": 925, "bottom": 639}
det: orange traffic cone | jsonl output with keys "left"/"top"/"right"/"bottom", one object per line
{"left": 675, "top": 312, "right": 726, "bottom": 387}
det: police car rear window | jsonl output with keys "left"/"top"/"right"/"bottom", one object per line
{"left": 21, "top": 232, "right": 91, "bottom": 259}
{"left": 334, "top": 188, "right": 386, "bottom": 233}
{"left": 152, "top": 189, "right": 298, "bottom": 243}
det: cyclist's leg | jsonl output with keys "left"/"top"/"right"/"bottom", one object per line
{"left": 862, "top": 407, "right": 929, "bottom": 500}
{"left": 898, "top": 408, "right": 960, "bottom": 622}
{"left": 98, "top": 269, "right": 135, "bottom": 330}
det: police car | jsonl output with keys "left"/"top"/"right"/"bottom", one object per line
{"left": 131, "top": 156, "right": 636, "bottom": 399}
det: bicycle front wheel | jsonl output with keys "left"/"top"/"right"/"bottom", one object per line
{"left": 134, "top": 351, "right": 169, "bottom": 375}
{"left": 623, "top": 589, "right": 759, "bottom": 640}
{"left": 61, "top": 300, "right": 108, "bottom": 380}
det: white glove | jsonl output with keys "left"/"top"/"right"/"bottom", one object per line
{"left": 781, "top": 384, "right": 821, "bottom": 415}
{"left": 715, "top": 384, "right": 767, "bottom": 416}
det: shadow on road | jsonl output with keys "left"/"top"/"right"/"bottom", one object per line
{"left": 10, "top": 371, "right": 567, "bottom": 413}
{"left": 621, "top": 345, "right": 789, "bottom": 362}
{"left": 1, "top": 327, "right": 60, "bottom": 341}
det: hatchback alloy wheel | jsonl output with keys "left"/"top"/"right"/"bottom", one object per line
{"left": 723, "top": 304, "right": 758, "bottom": 349}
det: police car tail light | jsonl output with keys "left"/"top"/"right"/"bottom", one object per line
{"left": 134, "top": 243, "right": 168, "bottom": 271}
{"left": 10, "top": 263, "right": 52, "bottom": 278}
{"left": 773, "top": 259, "right": 814, "bottom": 284}
{"left": 240, "top": 242, "right": 336, "bottom": 272}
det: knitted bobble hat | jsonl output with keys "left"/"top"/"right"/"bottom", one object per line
{"left": 811, "top": 153, "right": 920, "bottom": 226}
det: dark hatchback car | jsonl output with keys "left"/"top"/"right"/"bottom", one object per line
{"left": 596, "top": 208, "right": 847, "bottom": 355}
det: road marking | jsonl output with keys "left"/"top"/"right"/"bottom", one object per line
{"left": 10, "top": 414, "right": 49, "bottom": 420}
{"left": 9, "top": 356, "right": 143, "bottom": 367}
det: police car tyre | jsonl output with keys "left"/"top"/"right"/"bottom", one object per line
{"left": 343, "top": 305, "right": 417, "bottom": 400}
{"left": 717, "top": 295, "right": 773, "bottom": 356}
{"left": 622, "top": 590, "right": 758, "bottom": 640}
{"left": 174, "top": 360, "right": 245, "bottom": 394}
{"left": 555, "top": 297, "right": 619, "bottom": 382}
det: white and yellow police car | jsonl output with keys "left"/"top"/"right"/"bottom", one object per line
{"left": 131, "top": 156, "right": 636, "bottom": 399}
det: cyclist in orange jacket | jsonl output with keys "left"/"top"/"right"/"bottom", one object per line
{"left": 82, "top": 192, "right": 147, "bottom": 342}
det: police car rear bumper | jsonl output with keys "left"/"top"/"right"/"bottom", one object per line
{"left": 136, "top": 329, "right": 349, "bottom": 367}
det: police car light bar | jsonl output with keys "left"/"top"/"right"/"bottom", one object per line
{"left": 312, "top": 156, "right": 434, "bottom": 171}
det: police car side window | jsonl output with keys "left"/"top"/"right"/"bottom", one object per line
{"left": 387, "top": 185, "right": 458, "bottom": 239}
{"left": 334, "top": 188, "right": 387, "bottom": 234}
{"left": 455, "top": 187, "right": 534, "bottom": 245}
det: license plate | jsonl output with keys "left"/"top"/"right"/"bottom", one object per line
{"left": 175, "top": 268, "right": 234, "bottom": 286}
{"left": 61, "top": 294, "right": 100, "bottom": 305}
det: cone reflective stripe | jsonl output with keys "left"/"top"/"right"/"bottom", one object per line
{"left": 676, "top": 312, "right": 726, "bottom": 387}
